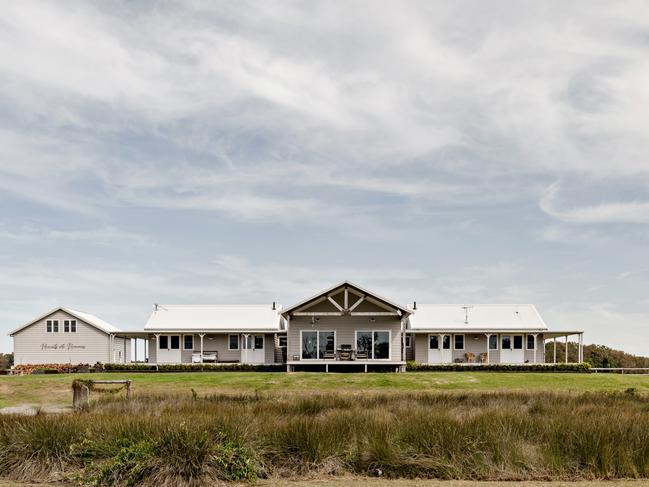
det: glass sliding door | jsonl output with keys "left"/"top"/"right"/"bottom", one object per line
{"left": 356, "top": 330, "right": 391, "bottom": 360}
{"left": 318, "top": 331, "right": 335, "bottom": 359}
{"left": 302, "top": 331, "right": 318, "bottom": 359}
{"left": 301, "top": 330, "right": 335, "bottom": 360}
{"left": 373, "top": 331, "right": 390, "bottom": 359}
{"left": 356, "top": 331, "right": 372, "bottom": 356}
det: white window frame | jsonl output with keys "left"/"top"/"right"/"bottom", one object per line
{"left": 278, "top": 335, "right": 287, "bottom": 348}
{"left": 183, "top": 334, "right": 194, "bottom": 351}
{"left": 46, "top": 320, "right": 52, "bottom": 333}
{"left": 70, "top": 319, "right": 77, "bottom": 333}
{"left": 488, "top": 334, "right": 499, "bottom": 350}
{"left": 453, "top": 334, "right": 465, "bottom": 351}
{"left": 228, "top": 334, "right": 240, "bottom": 351}
{"left": 52, "top": 319, "right": 59, "bottom": 333}
{"left": 355, "top": 330, "right": 391, "bottom": 360}
{"left": 526, "top": 334, "right": 536, "bottom": 350}
{"left": 405, "top": 334, "right": 412, "bottom": 348}
{"left": 512, "top": 334, "right": 524, "bottom": 350}
{"left": 300, "top": 329, "right": 336, "bottom": 360}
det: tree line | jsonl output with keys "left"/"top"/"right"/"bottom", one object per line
{"left": 545, "top": 341, "right": 649, "bottom": 368}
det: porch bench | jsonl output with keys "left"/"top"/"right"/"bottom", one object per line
{"left": 192, "top": 351, "right": 218, "bottom": 363}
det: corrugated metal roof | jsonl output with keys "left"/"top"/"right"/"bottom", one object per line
{"left": 8, "top": 307, "right": 121, "bottom": 335}
{"left": 66, "top": 308, "right": 122, "bottom": 333}
{"left": 144, "top": 304, "right": 284, "bottom": 331}
{"left": 408, "top": 304, "right": 547, "bottom": 330}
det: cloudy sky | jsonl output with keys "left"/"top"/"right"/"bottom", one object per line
{"left": 1, "top": 0, "right": 648, "bottom": 355}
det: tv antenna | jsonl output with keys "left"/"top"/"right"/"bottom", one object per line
{"left": 461, "top": 305, "right": 473, "bottom": 324}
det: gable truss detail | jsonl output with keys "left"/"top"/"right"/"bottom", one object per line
{"left": 291, "top": 285, "right": 401, "bottom": 317}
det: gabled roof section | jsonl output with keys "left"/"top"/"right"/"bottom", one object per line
{"left": 9, "top": 307, "right": 121, "bottom": 336}
{"left": 144, "top": 304, "right": 284, "bottom": 331}
{"left": 408, "top": 304, "right": 548, "bottom": 330}
{"left": 281, "top": 281, "right": 411, "bottom": 317}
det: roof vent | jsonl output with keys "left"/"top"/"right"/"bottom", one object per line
{"left": 413, "top": 301, "right": 417, "bottom": 310}
{"left": 272, "top": 301, "right": 276, "bottom": 310}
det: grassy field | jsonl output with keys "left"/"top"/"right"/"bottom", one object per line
{"left": 3, "top": 481, "right": 649, "bottom": 487}
{"left": 3, "top": 482, "right": 649, "bottom": 487}
{"left": 1, "top": 371, "right": 648, "bottom": 408}
{"left": 2, "top": 391, "right": 649, "bottom": 484}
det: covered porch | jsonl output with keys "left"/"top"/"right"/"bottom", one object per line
{"left": 114, "top": 331, "right": 285, "bottom": 365}
{"left": 411, "top": 330, "right": 585, "bottom": 365}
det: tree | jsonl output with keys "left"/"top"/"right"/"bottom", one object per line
{"left": 0, "top": 353, "right": 13, "bottom": 369}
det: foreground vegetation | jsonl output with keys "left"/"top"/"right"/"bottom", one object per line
{"left": 4, "top": 481, "right": 649, "bottom": 487}
{"left": 2, "top": 390, "right": 649, "bottom": 485}
{"left": 2, "top": 371, "right": 649, "bottom": 408}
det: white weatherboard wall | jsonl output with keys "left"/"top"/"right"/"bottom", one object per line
{"left": 12, "top": 309, "right": 113, "bottom": 365}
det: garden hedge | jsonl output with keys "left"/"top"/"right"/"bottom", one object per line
{"left": 406, "top": 361, "right": 591, "bottom": 372}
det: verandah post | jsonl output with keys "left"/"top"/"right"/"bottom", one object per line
{"left": 565, "top": 335, "right": 569, "bottom": 363}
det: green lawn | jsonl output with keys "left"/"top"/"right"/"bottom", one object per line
{"left": 1, "top": 371, "right": 648, "bottom": 408}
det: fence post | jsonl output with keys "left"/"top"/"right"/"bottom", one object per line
{"left": 72, "top": 381, "right": 90, "bottom": 410}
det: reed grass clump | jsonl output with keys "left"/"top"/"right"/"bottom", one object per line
{"left": 1, "top": 390, "right": 648, "bottom": 485}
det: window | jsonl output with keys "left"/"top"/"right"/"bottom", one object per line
{"left": 373, "top": 331, "right": 390, "bottom": 359}
{"left": 64, "top": 320, "right": 70, "bottom": 332}
{"left": 454, "top": 334, "right": 465, "bottom": 350}
{"left": 254, "top": 335, "right": 264, "bottom": 349}
{"left": 501, "top": 335, "right": 511, "bottom": 349}
{"left": 513, "top": 335, "right": 523, "bottom": 350}
{"left": 526, "top": 334, "right": 535, "bottom": 350}
{"left": 489, "top": 335, "right": 498, "bottom": 350}
{"left": 183, "top": 335, "right": 194, "bottom": 350}
{"left": 70, "top": 320, "right": 76, "bottom": 332}
{"left": 442, "top": 335, "right": 451, "bottom": 350}
{"left": 159, "top": 335, "right": 169, "bottom": 349}
{"left": 278, "top": 336, "right": 287, "bottom": 348}
{"left": 228, "top": 334, "right": 240, "bottom": 350}
{"left": 405, "top": 335, "right": 412, "bottom": 348}
{"left": 46, "top": 320, "right": 52, "bottom": 333}
{"left": 170, "top": 335, "right": 180, "bottom": 350}
{"left": 429, "top": 335, "right": 439, "bottom": 349}
{"left": 52, "top": 320, "right": 59, "bottom": 333}
{"left": 301, "top": 330, "right": 335, "bottom": 359}
{"left": 356, "top": 330, "right": 390, "bottom": 359}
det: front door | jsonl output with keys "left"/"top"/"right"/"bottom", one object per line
{"left": 428, "top": 334, "right": 452, "bottom": 363}
{"left": 157, "top": 335, "right": 181, "bottom": 363}
{"left": 241, "top": 334, "right": 265, "bottom": 364}
{"left": 500, "top": 334, "right": 524, "bottom": 363}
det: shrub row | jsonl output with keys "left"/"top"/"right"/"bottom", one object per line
{"left": 12, "top": 363, "right": 103, "bottom": 375}
{"left": 406, "top": 361, "right": 592, "bottom": 372}
{"left": 1, "top": 390, "right": 649, "bottom": 485}
{"left": 103, "top": 363, "right": 285, "bottom": 372}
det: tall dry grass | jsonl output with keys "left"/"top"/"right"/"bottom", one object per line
{"left": 1, "top": 390, "right": 648, "bottom": 485}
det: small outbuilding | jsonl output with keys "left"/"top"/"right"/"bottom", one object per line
{"left": 9, "top": 307, "right": 129, "bottom": 365}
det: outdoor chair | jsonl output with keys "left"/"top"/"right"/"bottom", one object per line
{"left": 355, "top": 350, "right": 369, "bottom": 360}
{"left": 323, "top": 350, "right": 336, "bottom": 360}
{"left": 191, "top": 352, "right": 202, "bottom": 363}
